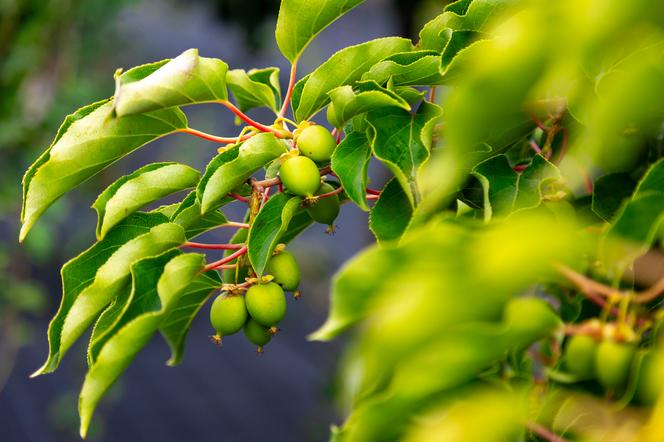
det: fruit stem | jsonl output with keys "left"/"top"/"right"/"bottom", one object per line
{"left": 317, "top": 186, "right": 344, "bottom": 199}
{"left": 183, "top": 242, "right": 244, "bottom": 250}
{"left": 366, "top": 194, "right": 380, "bottom": 200}
{"left": 225, "top": 221, "right": 250, "bottom": 229}
{"left": 366, "top": 188, "right": 381, "bottom": 195}
{"left": 219, "top": 100, "right": 292, "bottom": 138}
{"left": 229, "top": 193, "right": 250, "bottom": 203}
{"left": 526, "top": 422, "right": 568, "bottom": 442}
{"left": 204, "top": 246, "right": 248, "bottom": 271}
{"left": 428, "top": 86, "right": 437, "bottom": 103}
{"left": 279, "top": 61, "right": 298, "bottom": 118}
{"left": 635, "top": 276, "right": 664, "bottom": 304}
{"left": 177, "top": 127, "right": 251, "bottom": 144}
{"left": 528, "top": 139, "right": 542, "bottom": 154}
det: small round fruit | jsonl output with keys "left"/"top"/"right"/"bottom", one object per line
{"left": 307, "top": 182, "right": 340, "bottom": 226}
{"left": 210, "top": 293, "right": 248, "bottom": 337}
{"left": 267, "top": 251, "right": 301, "bottom": 291}
{"left": 244, "top": 319, "right": 272, "bottom": 347}
{"left": 564, "top": 334, "right": 598, "bottom": 379}
{"left": 503, "top": 297, "right": 560, "bottom": 340}
{"left": 595, "top": 340, "right": 636, "bottom": 390}
{"left": 297, "top": 125, "right": 336, "bottom": 162}
{"left": 635, "top": 350, "right": 664, "bottom": 405}
{"left": 245, "top": 282, "right": 286, "bottom": 326}
{"left": 280, "top": 156, "right": 321, "bottom": 197}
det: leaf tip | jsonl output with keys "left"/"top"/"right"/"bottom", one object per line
{"left": 307, "top": 319, "right": 341, "bottom": 342}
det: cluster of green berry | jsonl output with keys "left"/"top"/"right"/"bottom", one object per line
{"left": 208, "top": 125, "right": 344, "bottom": 352}
{"left": 280, "top": 124, "right": 341, "bottom": 229}
{"left": 210, "top": 250, "right": 301, "bottom": 352}
{"left": 563, "top": 321, "right": 664, "bottom": 403}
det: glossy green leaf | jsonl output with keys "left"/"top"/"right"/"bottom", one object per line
{"left": 20, "top": 99, "right": 187, "bottom": 241}
{"left": 591, "top": 173, "right": 637, "bottom": 222}
{"left": 160, "top": 265, "right": 222, "bottom": 366}
{"left": 326, "top": 81, "right": 410, "bottom": 128}
{"left": 247, "top": 193, "right": 303, "bottom": 276}
{"left": 32, "top": 215, "right": 186, "bottom": 376}
{"left": 367, "top": 101, "right": 442, "bottom": 206}
{"left": 294, "top": 37, "right": 413, "bottom": 121}
{"left": 227, "top": 67, "right": 281, "bottom": 112}
{"left": 440, "top": 0, "right": 516, "bottom": 32}
{"left": 114, "top": 48, "right": 228, "bottom": 116}
{"left": 331, "top": 132, "right": 372, "bottom": 210}
{"left": 79, "top": 252, "right": 216, "bottom": 438}
{"left": 171, "top": 191, "right": 229, "bottom": 239}
{"left": 369, "top": 178, "right": 413, "bottom": 243}
{"left": 198, "top": 133, "right": 288, "bottom": 213}
{"left": 275, "top": 0, "right": 366, "bottom": 62}
{"left": 362, "top": 51, "right": 444, "bottom": 86}
{"left": 93, "top": 162, "right": 200, "bottom": 240}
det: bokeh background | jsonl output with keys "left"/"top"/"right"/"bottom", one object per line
{"left": 0, "top": 1, "right": 440, "bottom": 441}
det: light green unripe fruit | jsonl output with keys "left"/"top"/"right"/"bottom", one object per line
{"left": 267, "top": 251, "right": 301, "bottom": 291}
{"left": 635, "top": 350, "right": 664, "bottom": 405}
{"left": 245, "top": 282, "right": 286, "bottom": 326}
{"left": 244, "top": 319, "right": 272, "bottom": 348}
{"left": 595, "top": 340, "right": 636, "bottom": 390}
{"left": 210, "top": 293, "right": 248, "bottom": 337}
{"left": 280, "top": 156, "right": 321, "bottom": 197}
{"left": 564, "top": 334, "right": 598, "bottom": 379}
{"left": 307, "top": 182, "right": 340, "bottom": 226}
{"left": 297, "top": 125, "right": 336, "bottom": 162}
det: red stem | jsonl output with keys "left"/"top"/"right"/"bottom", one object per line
{"left": 366, "top": 194, "right": 380, "bottom": 200}
{"left": 526, "top": 422, "right": 568, "bottom": 442}
{"left": 219, "top": 101, "right": 290, "bottom": 138}
{"left": 229, "top": 193, "right": 250, "bottom": 203}
{"left": 366, "top": 188, "right": 381, "bottom": 195}
{"left": 177, "top": 127, "right": 249, "bottom": 144}
{"left": 262, "top": 186, "right": 271, "bottom": 205}
{"left": 529, "top": 139, "right": 542, "bottom": 154}
{"left": 183, "top": 242, "right": 244, "bottom": 250}
{"left": 428, "top": 86, "right": 437, "bottom": 103}
{"left": 317, "top": 186, "right": 344, "bottom": 199}
{"left": 204, "top": 246, "right": 248, "bottom": 272}
{"left": 335, "top": 129, "right": 342, "bottom": 144}
{"left": 279, "top": 62, "right": 298, "bottom": 118}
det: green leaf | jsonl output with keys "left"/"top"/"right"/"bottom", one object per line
{"left": 79, "top": 252, "right": 217, "bottom": 438}
{"left": 635, "top": 158, "right": 664, "bottom": 196}
{"left": 367, "top": 101, "right": 442, "bottom": 206}
{"left": 512, "top": 154, "right": 561, "bottom": 210}
{"left": 114, "top": 48, "right": 228, "bottom": 116}
{"left": 369, "top": 178, "right": 413, "bottom": 243}
{"left": 198, "top": 133, "right": 288, "bottom": 213}
{"left": 275, "top": 0, "right": 366, "bottom": 62}
{"left": 471, "top": 154, "right": 519, "bottom": 220}
{"left": 32, "top": 214, "right": 186, "bottom": 376}
{"left": 312, "top": 213, "right": 582, "bottom": 342}
{"left": 602, "top": 193, "right": 664, "bottom": 274}
{"left": 227, "top": 67, "right": 281, "bottom": 112}
{"left": 331, "top": 132, "right": 372, "bottom": 210}
{"left": 160, "top": 266, "right": 222, "bottom": 366}
{"left": 294, "top": 37, "right": 413, "bottom": 121}
{"left": 591, "top": 173, "right": 637, "bottom": 222}
{"left": 171, "top": 191, "right": 229, "bottom": 239}
{"left": 472, "top": 154, "right": 561, "bottom": 220}
{"left": 438, "top": 0, "right": 516, "bottom": 33}
{"left": 93, "top": 162, "right": 200, "bottom": 240}
{"left": 362, "top": 51, "right": 445, "bottom": 86}
{"left": 326, "top": 81, "right": 410, "bottom": 128}
{"left": 20, "top": 99, "right": 187, "bottom": 241}
{"left": 247, "top": 193, "right": 303, "bottom": 276}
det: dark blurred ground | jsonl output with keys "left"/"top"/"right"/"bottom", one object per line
{"left": 0, "top": 0, "right": 441, "bottom": 440}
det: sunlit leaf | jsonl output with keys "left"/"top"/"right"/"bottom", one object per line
{"left": 114, "top": 48, "right": 228, "bottom": 116}
{"left": 93, "top": 162, "right": 200, "bottom": 239}
{"left": 327, "top": 81, "right": 410, "bottom": 129}
{"left": 275, "top": 0, "right": 366, "bottom": 62}
{"left": 227, "top": 67, "right": 281, "bottom": 112}
{"left": 20, "top": 99, "right": 187, "bottom": 241}
{"left": 294, "top": 37, "right": 413, "bottom": 121}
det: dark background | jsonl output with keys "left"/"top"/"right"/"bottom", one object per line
{"left": 0, "top": 1, "right": 438, "bottom": 440}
